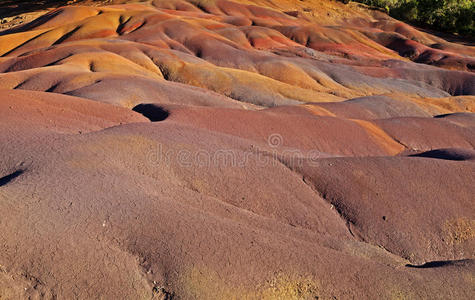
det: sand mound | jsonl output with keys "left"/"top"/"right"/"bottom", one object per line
{"left": 0, "top": 0, "right": 474, "bottom": 298}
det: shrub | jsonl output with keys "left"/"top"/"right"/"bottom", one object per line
{"left": 344, "top": 0, "right": 474, "bottom": 37}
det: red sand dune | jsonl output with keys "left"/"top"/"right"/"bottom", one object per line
{"left": 0, "top": 0, "right": 474, "bottom": 298}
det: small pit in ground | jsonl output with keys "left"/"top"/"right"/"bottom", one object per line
{"left": 132, "top": 104, "right": 169, "bottom": 122}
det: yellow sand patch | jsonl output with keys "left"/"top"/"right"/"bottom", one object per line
{"left": 0, "top": 29, "right": 49, "bottom": 56}
{"left": 303, "top": 104, "right": 336, "bottom": 117}
{"left": 385, "top": 286, "right": 417, "bottom": 300}
{"left": 411, "top": 96, "right": 475, "bottom": 115}
{"left": 352, "top": 119, "right": 404, "bottom": 155}
{"left": 181, "top": 266, "right": 324, "bottom": 299}
{"left": 444, "top": 217, "right": 475, "bottom": 245}
{"left": 259, "top": 273, "right": 321, "bottom": 300}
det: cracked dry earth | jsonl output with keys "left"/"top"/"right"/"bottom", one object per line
{"left": 0, "top": 0, "right": 474, "bottom": 299}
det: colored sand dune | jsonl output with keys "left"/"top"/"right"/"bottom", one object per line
{"left": 0, "top": 0, "right": 474, "bottom": 299}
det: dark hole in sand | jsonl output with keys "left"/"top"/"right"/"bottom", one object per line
{"left": 132, "top": 104, "right": 169, "bottom": 122}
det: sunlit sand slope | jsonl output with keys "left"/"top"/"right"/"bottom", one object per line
{"left": 0, "top": 0, "right": 474, "bottom": 299}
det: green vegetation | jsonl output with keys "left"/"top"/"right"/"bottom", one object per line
{"left": 348, "top": 0, "right": 474, "bottom": 37}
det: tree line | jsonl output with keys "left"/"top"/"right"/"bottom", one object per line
{"left": 343, "top": 0, "right": 474, "bottom": 37}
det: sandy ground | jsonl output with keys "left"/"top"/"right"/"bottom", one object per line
{"left": 0, "top": 0, "right": 474, "bottom": 298}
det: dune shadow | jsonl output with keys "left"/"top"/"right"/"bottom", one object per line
{"left": 434, "top": 113, "right": 455, "bottom": 118}
{"left": 406, "top": 259, "right": 472, "bottom": 269}
{"left": 410, "top": 148, "right": 474, "bottom": 161}
{"left": 0, "top": 169, "right": 24, "bottom": 187}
